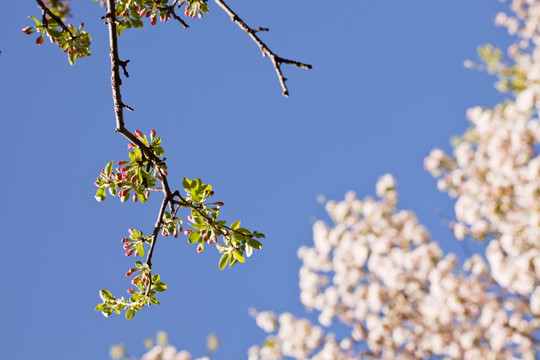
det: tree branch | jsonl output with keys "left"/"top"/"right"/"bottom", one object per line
{"left": 35, "top": 0, "right": 76, "bottom": 38}
{"left": 214, "top": 0, "right": 312, "bottom": 97}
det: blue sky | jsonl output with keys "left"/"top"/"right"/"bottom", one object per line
{"left": 1, "top": 1, "right": 511, "bottom": 359}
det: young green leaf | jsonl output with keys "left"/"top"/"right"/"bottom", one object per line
{"left": 219, "top": 253, "right": 230, "bottom": 270}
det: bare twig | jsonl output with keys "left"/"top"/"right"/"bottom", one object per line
{"left": 214, "top": 0, "right": 312, "bottom": 97}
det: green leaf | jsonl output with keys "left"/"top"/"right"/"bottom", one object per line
{"left": 188, "top": 231, "right": 201, "bottom": 244}
{"left": 219, "top": 253, "right": 229, "bottom": 270}
{"left": 99, "top": 289, "right": 113, "bottom": 301}
{"left": 216, "top": 244, "right": 228, "bottom": 253}
{"left": 108, "top": 186, "right": 117, "bottom": 197}
{"left": 230, "top": 221, "right": 241, "bottom": 230}
{"left": 29, "top": 15, "right": 41, "bottom": 26}
{"left": 48, "top": 28, "right": 62, "bottom": 38}
{"left": 154, "top": 283, "right": 167, "bottom": 292}
{"left": 95, "top": 303, "right": 105, "bottom": 311}
{"left": 233, "top": 250, "right": 245, "bottom": 263}
{"left": 125, "top": 309, "right": 135, "bottom": 319}
{"left": 192, "top": 178, "right": 201, "bottom": 191}
{"left": 182, "top": 178, "right": 191, "bottom": 192}
{"left": 95, "top": 187, "right": 107, "bottom": 202}
{"left": 237, "top": 228, "right": 252, "bottom": 236}
{"left": 136, "top": 242, "right": 145, "bottom": 256}
{"left": 248, "top": 239, "right": 263, "bottom": 250}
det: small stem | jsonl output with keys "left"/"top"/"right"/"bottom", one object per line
{"left": 214, "top": 0, "right": 311, "bottom": 97}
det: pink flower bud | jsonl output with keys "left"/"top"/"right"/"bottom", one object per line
{"left": 128, "top": 229, "right": 134, "bottom": 235}
{"left": 121, "top": 238, "right": 129, "bottom": 243}
{"left": 134, "top": 130, "right": 143, "bottom": 137}
{"left": 123, "top": 243, "right": 132, "bottom": 250}
{"left": 116, "top": 173, "right": 122, "bottom": 180}
{"left": 133, "top": 195, "right": 138, "bottom": 203}
{"left": 127, "top": 289, "right": 134, "bottom": 294}
{"left": 132, "top": 277, "right": 139, "bottom": 285}
{"left": 134, "top": 250, "right": 139, "bottom": 257}
{"left": 126, "top": 268, "right": 136, "bottom": 276}
{"left": 187, "top": 216, "right": 194, "bottom": 223}
{"left": 150, "top": 129, "right": 156, "bottom": 138}
{"left": 138, "top": 9, "right": 146, "bottom": 16}
{"left": 125, "top": 249, "right": 134, "bottom": 256}
{"left": 80, "top": 22, "right": 84, "bottom": 28}
{"left": 117, "top": 161, "right": 128, "bottom": 166}
{"left": 36, "top": 35, "right": 44, "bottom": 45}
{"left": 151, "top": 15, "right": 157, "bottom": 25}
{"left": 197, "top": 244, "right": 203, "bottom": 253}
{"left": 127, "top": 143, "right": 135, "bottom": 150}
{"left": 121, "top": 166, "right": 128, "bottom": 172}
{"left": 100, "top": 170, "right": 105, "bottom": 176}
{"left": 22, "top": 27, "right": 33, "bottom": 34}
{"left": 130, "top": 177, "right": 136, "bottom": 184}
{"left": 184, "top": 230, "right": 191, "bottom": 236}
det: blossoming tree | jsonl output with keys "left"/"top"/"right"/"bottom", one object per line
{"left": 131, "top": 0, "right": 540, "bottom": 358}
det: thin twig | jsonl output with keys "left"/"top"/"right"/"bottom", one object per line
{"left": 214, "top": 0, "right": 312, "bottom": 97}
{"left": 166, "top": 0, "right": 189, "bottom": 29}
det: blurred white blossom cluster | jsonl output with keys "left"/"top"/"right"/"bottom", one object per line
{"left": 249, "top": 0, "right": 540, "bottom": 358}
{"left": 114, "top": 331, "right": 216, "bottom": 360}
{"left": 426, "top": 0, "right": 540, "bottom": 298}
{"left": 250, "top": 176, "right": 539, "bottom": 359}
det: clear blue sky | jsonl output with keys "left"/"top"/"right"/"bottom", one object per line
{"left": 1, "top": 1, "right": 510, "bottom": 359}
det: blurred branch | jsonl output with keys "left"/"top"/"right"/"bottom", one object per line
{"left": 214, "top": 0, "right": 312, "bottom": 97}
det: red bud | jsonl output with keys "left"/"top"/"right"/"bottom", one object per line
{"left": 36, "top": 35, "right": 44, "bottom": 45}
{"left": 184, "top": 230, "right": 191, "bottom": 236}
{"left": 151, "top": 129, "right": 156, "bottom": 138}
{"left": 22, "top": 27, "right": 33, "bottom": 35}
{"left": 127, "top": 143, "right": 135, "bottom": 150}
